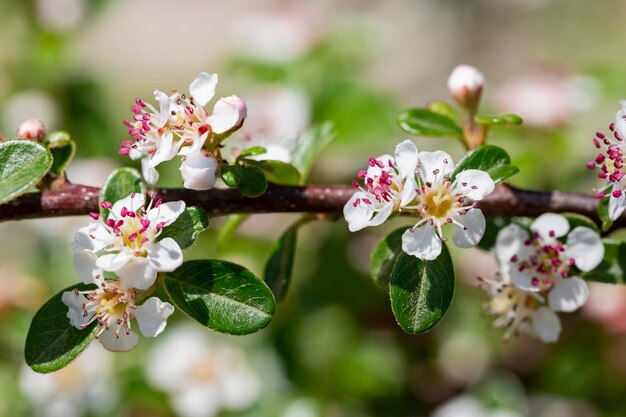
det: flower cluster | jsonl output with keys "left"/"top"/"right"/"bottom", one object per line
{"left": 587, "top": 101, "right": 626, "bottom": 220}
{"left": 62, "top": 192, "right": 184, "bottom": 351}
{"left": 344, "top": 139, "right": 495, "bottom": 260}
{"left": 480, "top": 213, "right": 603, "bottom": 342}
{"left": 120, "top": 72, "right": 247, "bottom": 190}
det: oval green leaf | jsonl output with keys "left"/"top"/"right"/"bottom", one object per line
{"left": 426, "top": 100, "right": 458, "bottom": 120}
{"left": 370, "top": 227, "right": 409, "bottom": 286}
{"left": 389, "top": 244, "right": 455, "bottom": 334}
{"left": 0, "top": 140, "right": 52, "bottom": 204}
{"left": 158, "top": 207, "right": 209, "bottom": 249}
{"left": 398, "top": 108, "right": 463, "bottom": 138}
{"left": 475, "top": 113, "right": 523, "bottom": 126}
{"left": 220, "top": 163, "right": 244, "bottom": 187}
{"left": 99, "top": 167, "right": 145, "bottom": 218}
{"left": 237, "top": 146, "right": 267, "bottom": 160}
{"left": 291, "top": 122, "right": 336, "bottom": 183}
{"left": 265, "top": 224, "right": 298, "bottom": 301}
{"left": 164, "top": 260, "right": 276, "bottom": 334}
{"left": 581, "top": 240, "right": 626, "bottom": 284}
{"left": 237, "top": 166, "right": 267, "bottom": 198}
{"left": 49, "top": 140, "right": 76, "bottom": 177}
{"left": 452, "top": 144, "right": 519, "bottom": 184}
{"left": 25, "top": 284, "right": 98, "bottom": 373}
{"left": 244, "top": 159, "right": 301, "bottom": 186}
{"left": 598, "top": 194, "right": 613, "bottom": 232}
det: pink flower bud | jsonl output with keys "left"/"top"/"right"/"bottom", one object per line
{"left": 16, "top": 119, "right": 46, "bottom": 142}
{"left": 180, "top": 152, "right": 219, "bottom": 190}
{"left": 208, "top": 95, "right": 248, "bottom": 135}
{"left": 447, "top": 65, "right": 485, "bottom": 113}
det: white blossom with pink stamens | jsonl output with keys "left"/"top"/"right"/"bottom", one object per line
{"left": 72, "top": 192, "right": 185, "bottom": 290}
{"left": 62, "top": 253, "right": 174, "bottom": 352}
{"left": 120, "top": 72, "right": 247, "bottom": 189}
{"left": 496, "top": 213, "right": 603, "bottom": 313}
{"left": 587, "top": 101, "right": 626, "bottom": 220}
{"left": 343, "top": 140, "right": 419, "bottom": 232}
{"left": 401, "top": 151, "right": 495, "bottom": 261}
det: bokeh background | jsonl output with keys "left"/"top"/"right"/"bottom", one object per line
{"left": 1, "top": 0, "right": 626, "bottom": 416}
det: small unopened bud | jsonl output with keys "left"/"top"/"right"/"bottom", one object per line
{"left": 16, "top": 119, "right": 46, "bottom": 142}
{"left": 447, "top": 65, "right": 485, "bottom": 113}
{"left": 208, "top": 95, "right": 248, "bottom": 135}
{"left": 180, "top": 152, "right": 219, "bottom": 190}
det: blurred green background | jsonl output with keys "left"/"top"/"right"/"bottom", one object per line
{"left": 2, "top": 0, "right": 626, "bottom": 416}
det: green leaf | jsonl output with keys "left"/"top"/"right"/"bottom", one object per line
{"left": 25, "top": 284, "right": 98, "bottom": 373}
{"left": 237, "top": 146, "right": 267, "bottom": 160}
{"left": 397, "top": 108, "right": 463, "bottom": 138}
{"left": 581, "top": 240, "right": 626, "bottom": 284}
{"left": 0, "top": 140, "right": 52, "bottom": 204}
{"left": 48, "top": 140, "right": 76, "bottom": 177}
{"left": 164, "top": 260, "right": 276, "bottom": 334}
{"left": 99, "top": 167, "right": 145, "bottom": 218}
{"left": 475, "top": 113, "right": 523, "bottom": 126}
{"left": 46, "top": 130, "right": 71, "bottom": 147}
{"left": 265, "top": 223, "right": 298, "bottom": 301}
{"left": 389, "top": 244, "right": 455, "bottom": 334}
{"left": 237, "top": 166, "right": 267, "bottom": 198}
{"left": 563, "top": 213, "right": 599, "bottom": 233}
{"left": 217, "top": 214, "right": 248, "bottom": 248}
{"left": 243, "top": 159, "right": 301, "bottom": 186}
{"left": 598, "top": 195, "right": 613, "bottom": 232}
{"left": 220, "top": 164, "right": 243, "bottom": 187}
{"left": 370, "top": 227, "right": 409, "bottom": 286}
{"left": 291, "top": 122, "right": 336, "bottom": 183}
{"left": 426, "top": 100, "right": 458, "bottom": 120}
{"left": 158, "top": 207, "right": 209, "bottom": 249}
{"left": 452, "top": 144, "right": 519, "bottom": 184}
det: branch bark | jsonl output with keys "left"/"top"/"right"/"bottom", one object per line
{"left": 0, "top": 183, "right": 616, "bottom": 227}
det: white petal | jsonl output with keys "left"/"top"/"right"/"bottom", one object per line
{"left": 172, "top": 386, "right": 221, "bottom": 417}
{"left": 510, "top": 267, "right": 540, "bottom": 292}
{"left": 98, "top": 328, "right": 139, "bottom": 352}
{"left": 368, "top": 203, "right": 394, "bottom": 228}
{"left": 453, "top": 169, "right": 495, "bottom": 201}
{"left": 495, "top": 223, "right": 530, "bottom": 263}
{"left": 142, "top": 157, "right": 160, "bottom": 184}
{"left": 565, "top": 226, "right": 604, "bottom": 272}
{"left": 608, "top": 184, "right": 626, "bottom": 220}
{"left": 207, "top": 95, "right": 247, "bottom": 134}
{"left": 111, "top": 192, "right": 146, "bottom": 219}
{"left": 394, "top": 139, "right": 418, "bottom": 179}
{"left": 147, "top": 200, "right": 186, "bottom": 227}
{"left": 530, "top": 213, "right": 569, "bottom": 240}
{"left": 452, "top": 208, "right": 486, "bottom": 248}
{"left": 134, "top": 297, "right": 175, "bottom": 337}
{"left": 344, "top": 192, "right": 374, "bottom": 232}
{"left": 72, "top": 223, "right": 110, "bottom": 253}
{"left": 418, "top": 150, "right": 455, "bottom": 185}
{"left": 116, "top": 257, "right": 157, "bottom": 290}
{"left": 73, "top": 251, "right": 104, "bottom": 285}
{"left": 177, "top": 130, "right": 208, "bottom": 157}
{"left": 179, "top": 152, "right": 219, "bottom": 191}
{"left": 529, "top": 307, "right": 561, "bottom": 343}
{"left": 399, "top": 176, "right": 417, "bottom": 208}
{"left": 402, "top": 225, "right": 442, "bottom": 260}
{"left": 548, "top": 277, "right": 589, "bottom": 312}
{"left": 62, "top": 291, "right": 92, "bottom": 329}
{"left": 153, "top": 89, "right": 171, "bottom": 126}
{"left": 615, "top": 106, "right": 626, "bottom": 142}
{"left": 146, "top": 238, "right": 184, "bottom": 272}
{"left": 148, "top": 131, "right": 179, "bottom": 167}
{"left": 189, "top": 72, "right": 218, "bottom": 106}
{"left": 95, "top": 251, "right": 134, "bottom": 272}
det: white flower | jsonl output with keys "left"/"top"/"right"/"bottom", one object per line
{"left": 120, "top": 72, "right": 247, "bottom": 187}
{"left": 72, "top": 192, "right": 185, "bottom": 290}
{"left": 180, "top": 152, "right": 219, "bottom": 191}
{"left": 497, "top": 213, "right": 603, "bottom": 312}
{"left": 587, "top": 101, "right": 626, "bottom": 220}
{"left": 343, "top": 139, "right": 419, "bottom": 232}
{"left": 401, "top": 151, "right": 495, "bottom": 260}
{"left": 62, "top": 252, "right": 174, "bottom": 352}
{"left": 20, "top": 344, "right": 118, "bottom": 417}
{"left": 447, "top": 64, "right": 485, "bottom": 110}
{"left": 432, "top": 394, "right": 523, "bottom": 417}
{"left": 145, "top": 325, "right": 260, "bottom": 417}
{"left": 16, "top": 118, "right": 46, "bottom": 142}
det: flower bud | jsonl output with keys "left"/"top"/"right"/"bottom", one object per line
{"left": 180, "top": 152, "right": 219, "bottom": 190}
{"left": 447, "top": 65, "right": 485, "bottom": 113}
{"left": 16, "top": 119, "right": 46, "bottom": 142}
{"left": 208, "top": 95, "right": 248, "bottom": 135}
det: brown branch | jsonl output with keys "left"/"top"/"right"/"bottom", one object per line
{"left": 0, "top": 183, "right": 618, "bottom": 228}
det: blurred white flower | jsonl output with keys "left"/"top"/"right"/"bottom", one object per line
{"left": 36, "top": 0, "right": 85, "bottom": 31}
{"left": 232, "top": 8, "right": 323, "bottom": 63}
{"left": 282, "top": 398, "right": 321, "bottom": 417}
{"left": 146, "top": 324, "right": 261, "bottom": 417}
{"left": 2, "top": 90, "right": 59, "bottom": 134}
{"left": 496, "top": 71, "right": 598, "bottom": 128}
{"left": 431, "top": 394, "right": 523, "bottom": 417}
{"left": 584, "top": 282, "right": 626, "bottom": 334}
{"left": 20, "top": 344, "right": 118, "bottom": 417}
